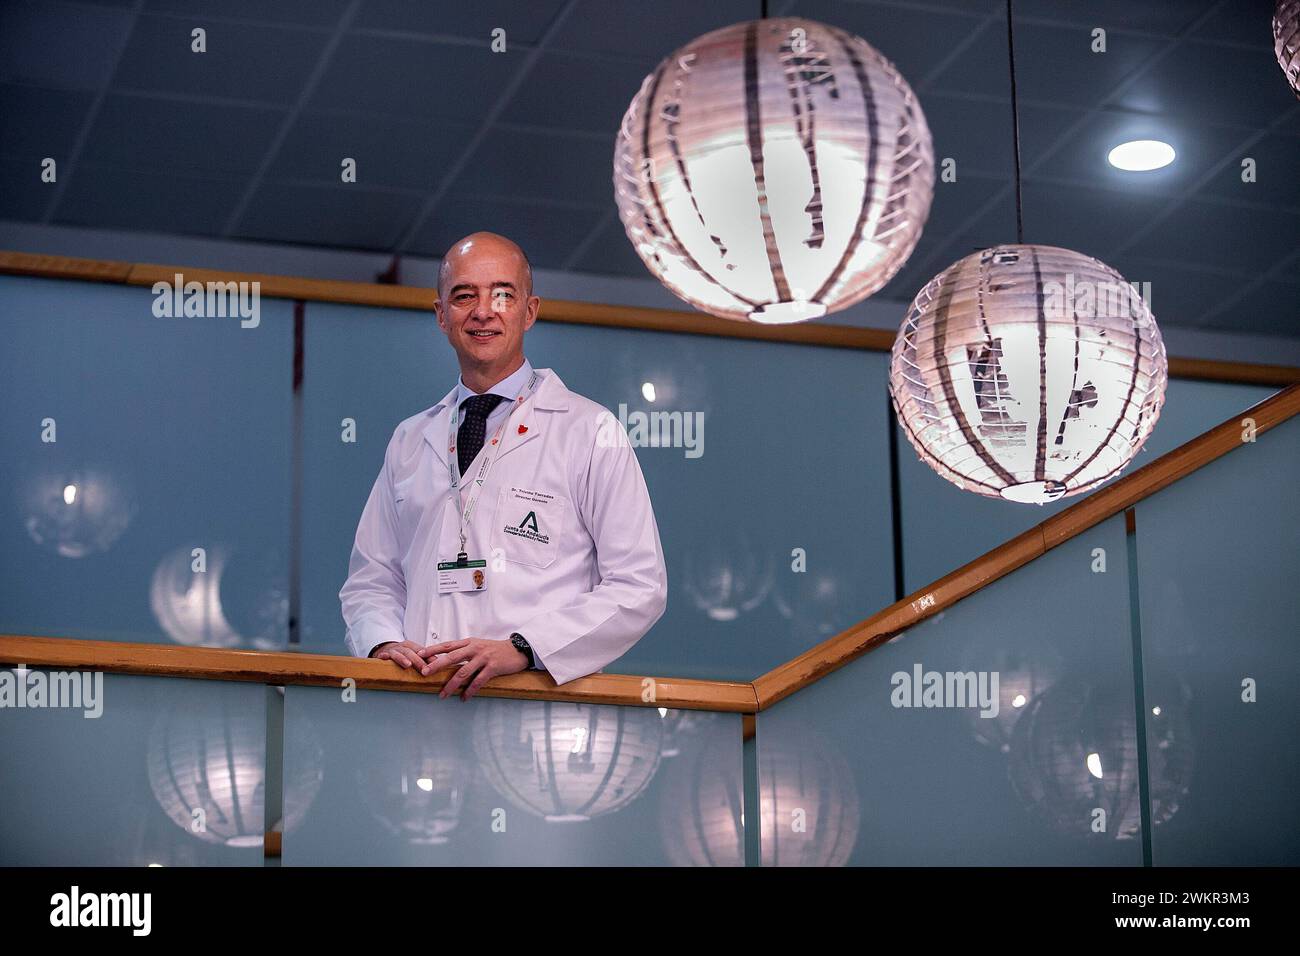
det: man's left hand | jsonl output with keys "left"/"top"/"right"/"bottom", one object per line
{"left": 419, "top": 638, "right": 529, "bottom": 700}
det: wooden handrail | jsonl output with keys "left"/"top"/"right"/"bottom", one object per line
{"left": 752, "top": 382, "right": 1300, "bottom": 708}
{"left": 2, "top": 249, "right": 1296, "bottom": 383}
{"left": 0, "top": 636, "right": 758, "bottom": 713}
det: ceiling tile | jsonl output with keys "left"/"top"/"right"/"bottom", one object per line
{"left": 1123, "top": 198, "right": 1300, "bottom": 273}
{"left": 1111, "top": 38, "right": 1295, "bottom": 129}
{"left": 0, "top": 158, "right": 56, "bottom": 220}
{"left": 924, "top": 93, "right": 1085, "bottom": 177}
{"left": 406, "top": 194, "right": 606, "bottom": 266}
{"left": 569, "top": 212, "right": 648, "bottom": 277}
{"left": 307, "top": 34, "right": 519, "bottom": 123}
{"left": 500, "top": 52, "right": 655, "bottom": 134}
{"left": 1014, "top": 0, "right": 1219, "bottom": 36}
{"left": 1282, "top": 101, "right": 1300, "bottom": 137}
{"left": 51, "top": 163, "right": 246, "bottom": 234}
{"left": 931, "top": 20, "right": 1166, "bottom": 108}
{"left": 267, "top": 111, "right": 470, "bottom": 191}
{"left": 1197, "top": 280, "right": 1300, "bottom": 336}
{"left": 848, "top": 0, "right": 999, "bottom": 12}
{"left": 1018, "top": 179, "right": 1168, "bottom": 262}
{"left": 0, "top": 1, "right": 134, "bottom": 90}
{"left": 234, "top": 182, "right": 422, "bottom": 249}
{"left": 1196, "top": 132, "right": 1300, "bottom": 210}
{"left": 114, "top": 13, "right": 331, "bottom": 105}
{"left": 354, "top": 0, "right": 568, "bottom": 45}
{"left": 1106, "top": 255, "right": 1244, "bottom": 327}
{"left": 448, "top": 127, "right": 613, "bottom": 204}
{"left": 547, "top": 0, "right": 757, "bottom": 59}
{"left": 144, "top": 0, "right": 351, "bottom": 28}
{"left": 0, "top": 84, "right": 96, "bottom": 162}
{"left": 81, "top": 94, "right": 285, "bottom": 176}
{"left": 922, "top": 173, "right": 1009, "bottom": 243}
{"left": 1189, "top": 0, "right": 1282, "bottom": 46}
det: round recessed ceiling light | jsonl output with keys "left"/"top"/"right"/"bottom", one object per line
{"left": 1107, "top": 139, "right": 1175, "bottom": 171}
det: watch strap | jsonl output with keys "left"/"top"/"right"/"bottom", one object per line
{"left": 509, "top": 632, "right": 534, "bottom": 669}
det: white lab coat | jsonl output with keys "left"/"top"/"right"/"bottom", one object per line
{"left": 339, "top": 368, "right": 668, "bottom": 685}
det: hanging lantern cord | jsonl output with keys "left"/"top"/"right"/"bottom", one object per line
{"left": 1006, "top": 0, "right": 1025, "bottom": 244}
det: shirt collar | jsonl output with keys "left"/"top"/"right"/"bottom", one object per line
{"left": 454, "top": 357, "right": 534, "bottom": 412}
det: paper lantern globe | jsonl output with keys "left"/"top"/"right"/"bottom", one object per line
{"left": 1008, "top": 675, "right": 1193, "bottom": 840}
{"left": 147, "top": 697, "right": 322, "bottom": 848}
{"left": 890, "top": 245, "right": 1168, "bottom": 504}
{"left": 959, "top": 640, "right": 1064, "bottom": 755}
{"left": 614, "top": 17, "right": 934, "bottom": 323}
{"left": 657, "top": 728, "right": 745, "bottom": 866}
{"left": 19, "top": 463, "right": 136, "bottom": 558}
{"left": 1275, "top": 0, "right": 1300, "bottom": 97}
{"left": 681, "top": 526, "right": 775, "bottom": 622}
{"left": 472, "top": 700, "right": 664, "bottom": 822}
{"left": 149, "top": 543, "right": 288, "bottom": 650}
{"left": 755, "top": 723, "right": 860, "bottom": 866}
{"left": 658, "top": 720, "right": 859, "bottom": 866}
{"left": 358, "top": 729, "right": 472, "bottom": 845}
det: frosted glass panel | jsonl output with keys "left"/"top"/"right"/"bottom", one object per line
{"left": 282, "top": 685, "right": 743, "bottom": 866}
{"left": 756, "top": 516, "right": 1144, "bottom": 865}
{"left": 0, "top": 672, "right": 266, "bottom": 865}
{"left": 1133, "top": 413, "right": 1300, "bottom": 865}
{"left": 0, "top": 275, "right": 294, "bottom": 648}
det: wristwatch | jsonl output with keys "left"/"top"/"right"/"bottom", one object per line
{"left": 509, "top": 632, "right": 534, "bottom": 669}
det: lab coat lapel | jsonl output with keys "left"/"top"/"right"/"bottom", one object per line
{"left": 494, "top": 369, "right": 567, "bottom": 463}
{"left": 420, "top": 383, "right": 461, "bottom": 459}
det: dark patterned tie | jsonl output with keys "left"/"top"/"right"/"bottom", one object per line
{"left": 457, "top": 393, "right": 507, "bottom": 477}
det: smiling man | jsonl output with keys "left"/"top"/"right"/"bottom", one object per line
{"left": 339, "top": 232, "right": 668, "bottom": 699}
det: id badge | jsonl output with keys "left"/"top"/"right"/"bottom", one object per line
{"left": 437, "top": 559, "right": 488, "bottom": 593}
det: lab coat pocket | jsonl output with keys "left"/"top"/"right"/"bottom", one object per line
{"left": 491, "top": 486, "right": 569, "bottom": 569}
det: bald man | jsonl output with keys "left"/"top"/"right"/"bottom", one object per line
{"left": 339, "top": 233, "right": 668, "bottom": 698}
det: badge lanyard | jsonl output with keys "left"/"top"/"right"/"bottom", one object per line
{"left": 445, "top": 370, "right": 540, "bottom": 561}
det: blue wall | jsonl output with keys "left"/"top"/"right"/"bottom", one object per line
{"left": 0, "top": 275, "right": 293, "bottom": 647}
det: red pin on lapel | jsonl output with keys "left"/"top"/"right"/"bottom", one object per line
{"left": 518, "top": 424, "right": 529, "bottom": 435}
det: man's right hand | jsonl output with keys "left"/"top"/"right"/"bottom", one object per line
{"left": 369, "top": 641, "right": 427, "bottom": 670}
